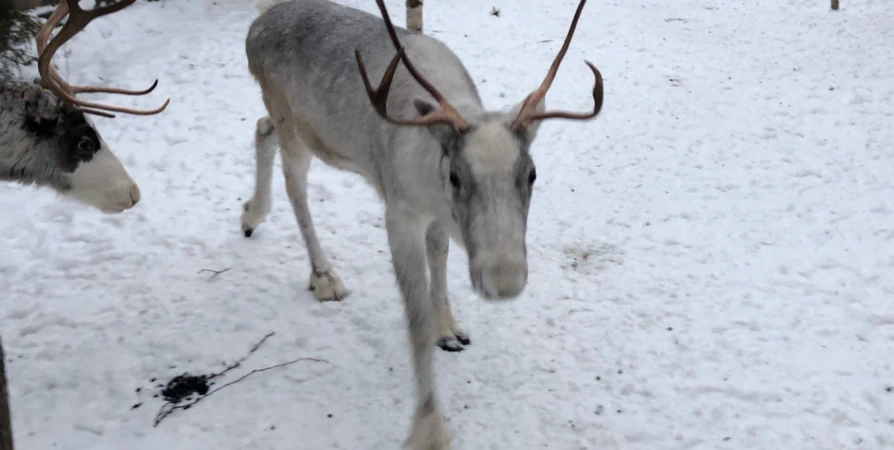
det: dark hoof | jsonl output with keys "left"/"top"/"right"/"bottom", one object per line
{"left": 457, "top": 335, "right": 471, "bottom": 346}
{"left": 243, "top": 228, "right": 253, "bottom": 238}
{"left": 437, "top": 337, "right": 465, "bottom": 352}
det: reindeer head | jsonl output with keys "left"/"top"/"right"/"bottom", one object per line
{"left": 356, "top": 0, "right": 603, "bottom": 299}
{"left": 25, "top": 0, "right": 168, "bottom": 213}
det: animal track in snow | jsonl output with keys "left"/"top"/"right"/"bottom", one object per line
{"left": 562, "top": 242, "right": 624, "bottom": 273}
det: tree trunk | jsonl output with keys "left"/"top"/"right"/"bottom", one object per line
{"left": 0, "top": 335, "right": 12, "bottom": 450}
{"left": 406, "top": 0, "right": 422, "bottom": 33}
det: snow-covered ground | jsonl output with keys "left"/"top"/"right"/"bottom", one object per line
{"left": 2, "top": 0, "right": 893, "bottom": 448}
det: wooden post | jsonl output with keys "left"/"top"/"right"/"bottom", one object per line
{"left": 0, "top": 335, "right": 12, "bottom": 450}
{"left": 407, "top": 0, "right": 423, "bottom": 33}
{"left": 831, "top": 0, "right": 839, "bottom": 10}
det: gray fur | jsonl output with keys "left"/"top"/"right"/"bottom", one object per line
{"left": 1, "top": 81, "right": 141, "bottom": 213}
{"left": 2, "top": 82, "right": 74, "bottom": 190}
{"left": 241, "top": 1, "right": 548, "bottom": 448}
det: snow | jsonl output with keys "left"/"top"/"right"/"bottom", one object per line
{"left": 2, "top": 0, "right": 893, "bottom": 448}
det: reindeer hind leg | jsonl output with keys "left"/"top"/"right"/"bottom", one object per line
{"left": 241, "top": 116, "right": 279, "bottom": 238}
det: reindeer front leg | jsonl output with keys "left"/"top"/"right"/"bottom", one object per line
{"left": 426, "top": 221, "right": 469, "bottom": 352}
{"left": 385, "top": 206, "right": 450, "bottom": 450}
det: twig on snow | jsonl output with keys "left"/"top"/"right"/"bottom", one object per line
{"left": 151, "top": 331, "right": 328, "bottom": 427}
{"left": 198, "top": 267, "right": 230, "bottom": 279}
{"left": 212, "top": 332, "right": 275, "bottom": 379}
{"left": 153, "top": 356, "right": 328, "bottom": 427}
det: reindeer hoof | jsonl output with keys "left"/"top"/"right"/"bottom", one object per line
{"left": 404, "top": 411, "right": 450, "bottom": 450}
{"left": 437, "top": 317, "right": 470, "bottom": 352}
{"left": 309, "top": 270, "right": 348, "bottom": 301}
{"left": 241, "top": 199, "right": 269, "bottom": 237}
{"left": 437, "top": 337, "right": 465, "bottom": 352}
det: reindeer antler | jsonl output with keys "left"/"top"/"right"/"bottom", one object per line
{"left": 354, "top": 0, "right": 471, "bottom": 133}
{"left": 35, "top": 0, "right": 169, "bottom": 118}
{"left": 510, "top": 0, "right": 604, "bottom": 132}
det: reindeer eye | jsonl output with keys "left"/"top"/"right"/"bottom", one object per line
{"left": 528, "top": 168, "right": 537, "bottom": 185}
{"left": 449, "top": 171, "right": 461, "bottom": 189}
{"left": 77, "top": 138, "right": 95, "bottom": 153}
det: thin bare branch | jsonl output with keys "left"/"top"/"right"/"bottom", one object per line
{"left": 153, "top": 357, "right": 329, "bottom": 427}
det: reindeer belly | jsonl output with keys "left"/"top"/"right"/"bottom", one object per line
{"left": 290, "top": 115, "right": 386, "bottom": 200}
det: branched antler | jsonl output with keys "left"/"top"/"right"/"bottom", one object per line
{"left": 510, "top": 0, "right": 604, "bottom": 132}
{"left": 354, "top": 0, "right": 471, "bottom": 133}
{"left": 355, "top": 0, "right": 602, "bottom": 134}
{"left": 35, "top": 0, "right": 169, "bottom": 118}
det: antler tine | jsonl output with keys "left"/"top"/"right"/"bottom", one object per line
{"left": 375, "top": 0, "right": 402, "bottom": 50}
{"left": 37, "top": 0, "right": 125, "bottom": 98}
{"left": 35, "top": 2, "right": 122, "bottom": 118}
{"left": 511, "top": 0, "right": 603, "bottom": 132}
{"left": 71, "top": 79, "right": 159, "bottom": 96}
{"left": 57, "top": 0, "right": 156, "bottom": 96}
{"left": 353, "top": 0, "right": 471, "bottom": 133}
{"left": 36, "top": 0, "right": 169, "bottom": 117}
{"left": 356, "top": 47, "right": 405, "bottom": 118}
{"left": 356, "top": 47, "right": 469, "bottom": 130}
{"left": 35, "top": 1, "right": 72, "bottom": 91}
{"left": 524, "top": 61, "right": 603, "bottom": 122}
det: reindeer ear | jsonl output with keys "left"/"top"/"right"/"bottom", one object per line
{"left": 507, "top": 96, "right": 548, "bottom": 143}
{"left": 22, "top": 85, "right": 61, "bottom": 132}
{"left": 414, "top": 99, "right": 459, "bottom": 149}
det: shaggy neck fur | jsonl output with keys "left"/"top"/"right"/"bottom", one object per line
{"left": 0, "top": 83, "right": 97, "bottom": 191}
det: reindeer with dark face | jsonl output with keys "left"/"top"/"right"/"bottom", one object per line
{"left": 0, "top": 4, "right": 165, "bottom": 447}
{"left": 0, "top": 0, "right": 168, "bottom": 213}
{"left": 241, "top": 0, "right": 602, "bottom": 447}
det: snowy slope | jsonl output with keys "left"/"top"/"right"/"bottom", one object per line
{"left": 2, "top": 0, "right": 893, "bottom": 449}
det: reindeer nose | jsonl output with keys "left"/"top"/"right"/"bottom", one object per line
{"left": 128, "top": 184, "right": 141, "bottom": 207}
{"left": 481, "top": 261, "right": 527, "bottom": 299}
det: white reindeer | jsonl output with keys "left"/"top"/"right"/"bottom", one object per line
{"left": 240, "top": 0, "right": 603, "bottom": 448}
{"left": 0, "top": 0, "right": 168, "bottom": 214}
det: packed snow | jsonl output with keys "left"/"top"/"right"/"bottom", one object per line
{"left": 2, "top": 0, "right": 893, "bottom": 449}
